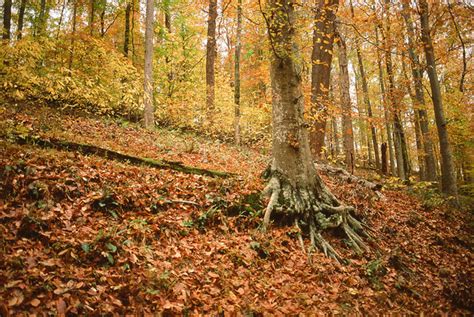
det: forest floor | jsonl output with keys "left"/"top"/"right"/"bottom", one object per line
{"left": 1, "top": 101, "right": 473, "bottom": 315}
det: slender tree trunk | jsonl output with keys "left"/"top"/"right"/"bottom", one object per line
{"left": 263, "top": 0, "right": 366, "bottom": 260}
{"left": 350, "top": 1, "right": 380, "bottom": 171}
{"left": 17, "top": 0, "right": 27, "bottom": 40}
{"left": 89, "top": 0, "right": 96, "bottom": 36}
{"left": 401, "top": 52, "right": 425, "bottom": 180}
{"left": 68, "top": 0, "right": 78, "bottom": 69}
{"left": 206, "top": 0, "right": 217, "bottom": 124}
{"left": 333, "top": 118, "right": 340, "bottom": 157}
{"left": 375, "top": 26, "right": 395, "bottom": 176}
{"left": 124, "top": 1, "right": 131, "bottom": 56}
{"left": 100, "top": 1, "right": 106, "bottom": 37}
{"left": 401, "top": 0, "right": 437, "bottom": 181}
{"left": 56, "top": 0, "right": 66, "bottom": 39}
{"left": 447, "top": 1, "right": 467, "bottom": 92}
{"left": 131, "top": 0, "right": 136, "bottom": 62}
{"left": 37, "top": 0, "right": 47, "bottom": 37}
{"left": 382, "top": 1, "right": 409, "bottom": 181}
{"left": 337, "top": 35, "right": 355, "bottom": 172}
{"left": 163, "top": 0, "right": 173, "bottom": 95}
{"left": 234, "top": 0, "right": 242, "bottom": 145}
{"left": 143, "top": 0, "right": 155, "bottom": 129}
{"left": 381, "top": 143, "right": 388, "bottom": 175}
{"left": 309, "top": 0, "right": 338, "bottom": 158}
{"left": 419, "top": 0, "right": 458, "bottom": 196}
{"left": 3, "top": 0, "right": 12, "bottom": 41}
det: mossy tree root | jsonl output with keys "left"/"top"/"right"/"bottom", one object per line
{"left": 263, "top": 173, "right": 369, "bottom": 262}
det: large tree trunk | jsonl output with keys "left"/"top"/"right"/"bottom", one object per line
{"left": 124, "top": 1, "right": 131, "bottom": 57}
{"left": 17, "top": 0, "right": 27, "bottom": 40}
{"left": 350, "top": 1, "right": 380, "bottom": 171}
{"left": 262, "top": 0, "right": 367, "bottom": 261}
{"left": 234, "top": 0, "right": 242, "bottom": 145}
{"left": 337, "top": 34, "right": 355, "bottom": 172}
{"left": 2, "top": 0, "right": 12, "bottom": 41}
{"left": 401, "top": 0, "right": 437, "bottom": 181}
{"left": 309, "top": 0, "right": 338, "bottom": 158}
{"left": 143, "top": 0, "right": 155, "bottom": 129}
{"left": 419, "top": 0, "right": 458, "bottom": 196}
{"left": 206, "top": 0, "right": 217, "bottom": 124}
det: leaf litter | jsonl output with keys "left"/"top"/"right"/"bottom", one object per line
{"left": 0, "top": 105, "right": 472, "bottom": 315}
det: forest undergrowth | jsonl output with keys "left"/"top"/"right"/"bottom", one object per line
{"left": 0, "top": 103, "right": 473, "bottom": 315}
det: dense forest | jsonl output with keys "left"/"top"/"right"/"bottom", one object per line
{"left": 0, "top": 0, "right": 473, "bottom": 314}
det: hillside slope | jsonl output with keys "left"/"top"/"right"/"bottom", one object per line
{"left": 0, "top": 103, "right": 472, "bottom": 315}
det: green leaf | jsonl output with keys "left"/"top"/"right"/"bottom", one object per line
{"left": 106, "top": 253, "right": 114, "bottom": 265}
{"left": 81, "top": 243, "right": 90, "bottom": 253}
{"left": 106, "top": 242, "right": 117, "bottom": 253}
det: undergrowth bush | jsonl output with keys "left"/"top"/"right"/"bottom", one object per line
{"left": 1, "top": 36, "right": 143, "bottom": 118}
{"left": 1, "top": 36, "right": 272, "bottom": 145}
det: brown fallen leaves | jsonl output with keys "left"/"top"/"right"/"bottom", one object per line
{"left": 0, "top": 105, "right": 472, "bottom": 315}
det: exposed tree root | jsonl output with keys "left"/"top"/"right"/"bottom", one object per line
{"left": 263, "top": 171, "right": 369, "bottom": 261}
{"left": 5, "top": 133, "right": 233, "bottom": 178}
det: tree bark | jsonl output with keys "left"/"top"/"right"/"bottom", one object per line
{"left": 401, "top": 0, "right": 437, "bottom": 181}
{"left": 17, "top": 0, "right": 27, "bottom": 40}
{"left": 206, "top": 0, "right": 217, "bottom": 124}
{"left": 2, "top": 0, "right": 12, "bottom": 41}
{"left": 89, "top": 0, "right": 96, "bottom": 36}
{"left": 375, "top": 26, "right": 396, "bottom": 176}
{"left": 447, "top": 0, "right": 467, "bottom": 93}
{"left": 262, "top": 0, "right": 367, "bottom": 261}
{"left": 309, "top": 0, "right": 338, "bottom": 158}
{"left": 350, "top": 0, "right": 380, "bottom": 171}
{"left": 419, "top": 0, "right": 458, "bottom": 196}
{"left": 143, "top": 0, "right": 155, "bottom": 129}
{"left": 37, "top": 0, "right": 47, "bottom": 37}
{"left": 337, "top": 34, "right": 355, "bottom": 172}
{"left": 68, "top": 0, "right": 78, "bottom": 70}
{"left": 381, "top": 2, "right": 409, "bottom": 181}
{"left": 124, "top": 1, "right": 131, "bottom": 57}
{"left": 234, "top": 0, "right": 242, "bottom": 145}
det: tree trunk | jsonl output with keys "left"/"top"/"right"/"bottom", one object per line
{"left": 37, "top": 0, "right": 47, "bottom": 37}
{"left": 262, "top": 0, "right": 367, "bottom": 261}
{"left": 447, "top": 1, "right": 467, "bottom": 93}
{"left": 2, "top": 0, "right": 12, "bottom": 41}
{"left": 143, "top": 0, "right": 155, "bottom": 129}
{"left": 350, "top": 1, "right": 379, "bottom": 171}
{"left": 89, "top": 0, "right": 96, "bottom": 36}
{"left": 419, "top": 0, "right": 458, "bottom": 196}
{"left": 17, "top": 0, "right": 27, "bottom": 40}
{"left": 206, "top": 0, "right": 217, "bottom": 124}
{"left": 401, "top": 0, "right": 437, "bottom": 181}
{"left": 56, "top": 0, "right": 66, "bottom": 39}
{"left": 337, "top": 35, "right": 355, "bottom": 172}
{"left": 382, "top": 2, "right": 409, "bottom": 181}
{"left": 234, "top": 0, "right": 242, "bottom": 145}
{"left": 68, "top": 0, "right": 78, "bottom": 69}
{"left": 375, "top": 26, "right": 396, "bottom": 176}
{"left": 100, "top": 1, "right": 106, "bottom": 36}
{"left": 381, "top": 143, "right": 388, "bottom": 175}
{"left": 309, "top": 0, "right": 338, "bottom": 158}
{"left": 124, "top": 1, "right": 131, "bottom": 56}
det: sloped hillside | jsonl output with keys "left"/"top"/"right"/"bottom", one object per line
{"left": 0, "top": 104, "right": 472, "bottom": 315}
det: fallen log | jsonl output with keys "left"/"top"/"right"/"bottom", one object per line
{"left": 315, "top": 163, "right": 382, "bottom": 192}
{"left": 6, "top": 134, "right": 233, "bottom": 178}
